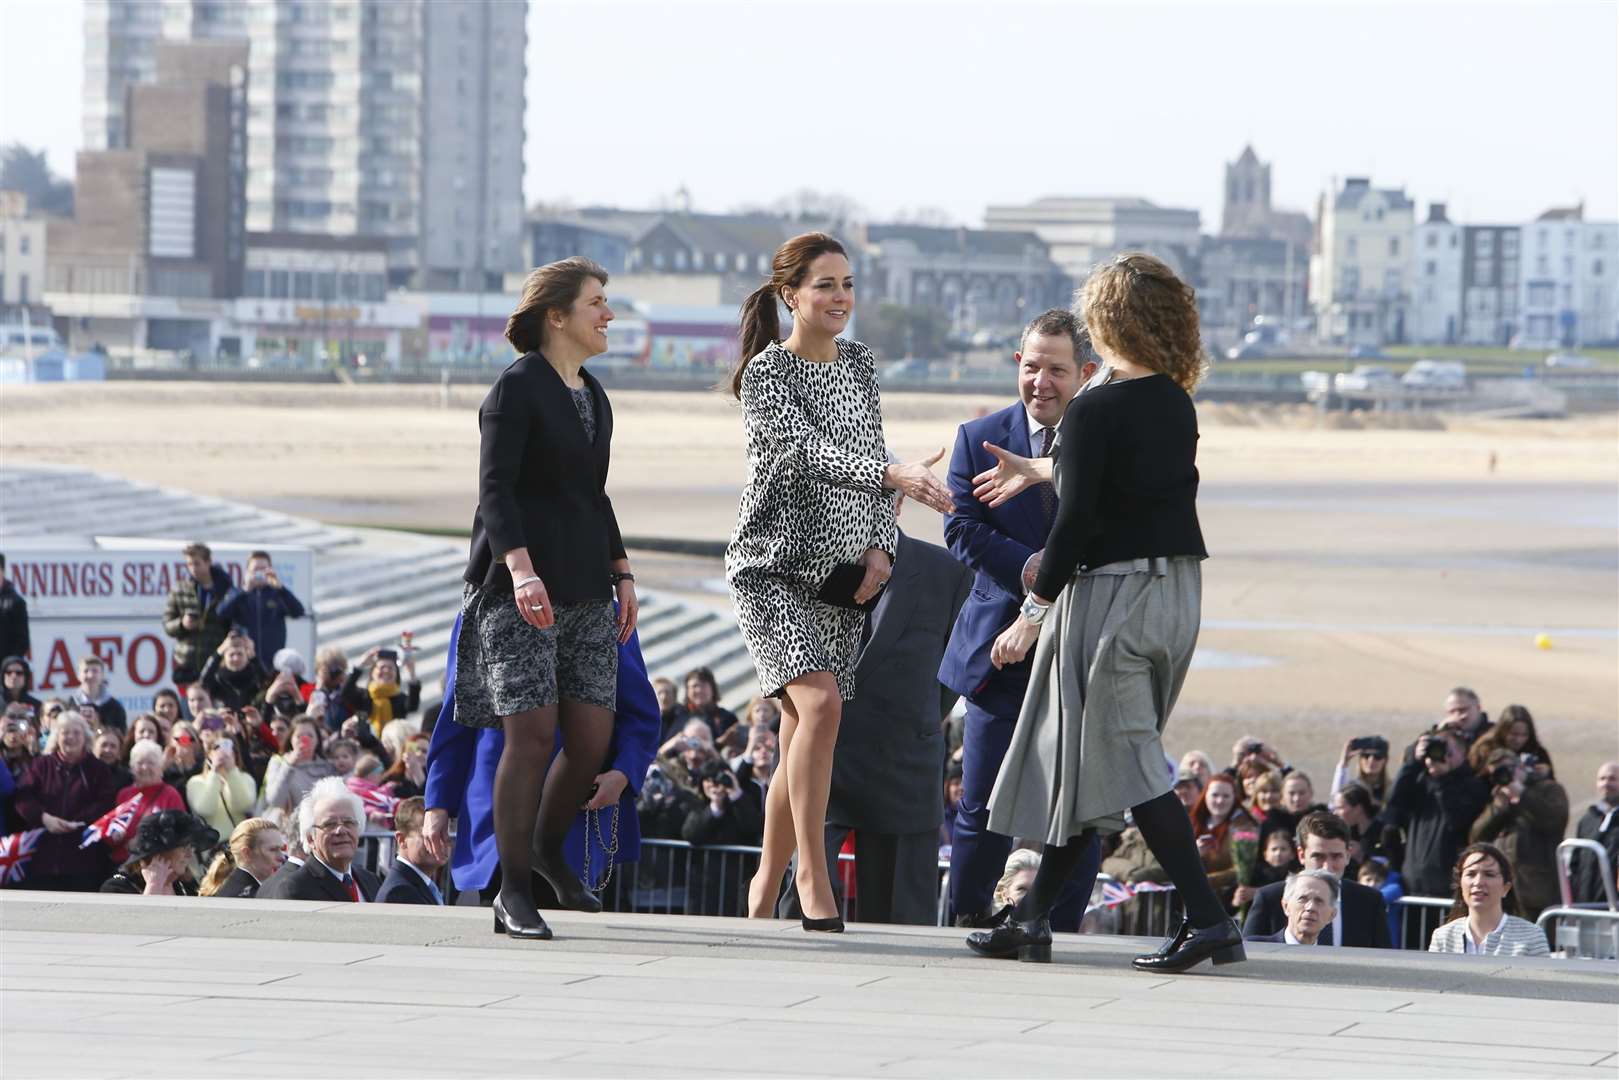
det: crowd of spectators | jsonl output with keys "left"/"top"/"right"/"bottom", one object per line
{"left": 3, "top": 541, "right": 1615, "bottom": 961}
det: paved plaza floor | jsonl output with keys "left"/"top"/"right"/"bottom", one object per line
{"left": 3, "top": 892, "right": 1616, "bottom": 1079}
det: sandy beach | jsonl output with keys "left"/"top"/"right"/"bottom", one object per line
{"left": 2, "top": 381, "right": 1615, "bottom": 792}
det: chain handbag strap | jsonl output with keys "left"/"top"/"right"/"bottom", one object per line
{"left": 582, "top": 804, "right": 622, "bottom": 894}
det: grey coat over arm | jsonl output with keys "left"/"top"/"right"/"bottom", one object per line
{"left": 826, "top": 530, "right": 974, "bottom": 836}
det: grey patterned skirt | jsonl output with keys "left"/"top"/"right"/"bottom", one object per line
{"left": 454, "top": 584, "right": 618, "bottom": 728}
{"left": 988, "top": 556, "right": 1202, "bottom": 842}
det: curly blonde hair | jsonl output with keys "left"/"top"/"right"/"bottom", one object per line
{"left": 1080, "top": 252, "right": 1208, "bottom": 393}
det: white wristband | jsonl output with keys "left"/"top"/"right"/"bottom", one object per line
{"left": 512, "top": 575, "right": 542, "bottom": 590}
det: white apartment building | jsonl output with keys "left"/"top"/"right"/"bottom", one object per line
{"left": 83, "top": 0, "right": 526, "bottom": 288}
{"left": 0, "top": 192, "right": 49, "bottom": 310}
{"left": 983, "top": 196, "right": 1201, "bottom": 283}
{"left": 1411, "top": 203, "right": 1462, "bottom": 344}
{"left": 1310, "top": 177, "right": 1416, "bottom": 345}
{"left": 1517, "top": 206, "right": 1619, "bottom": 348}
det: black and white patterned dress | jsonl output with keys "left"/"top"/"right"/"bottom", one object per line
{"left": 725, "top": 339, "right": 898, "bottom": 700}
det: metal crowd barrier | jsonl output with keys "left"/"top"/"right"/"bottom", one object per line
{"left": 1392, "top": 895, "right": 1454, "bottom": 950}
{"left": 576, "top": 839, "right": 1186, "bottom": 938}
{"left": 1537, "top": 907, "right": 1619, "bottom": 961}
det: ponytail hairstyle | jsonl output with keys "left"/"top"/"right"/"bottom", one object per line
{"left": 505, "top": 256, "right": 610, "bottom": 354}
{"left": 729, "top": 231, "right": 848, "bottom": 399}
{"left": 199, "top": 816, "right": 282, "bottom": 897}
{"left": 1080, "top": 251, "right": 1209, "bottom": 394}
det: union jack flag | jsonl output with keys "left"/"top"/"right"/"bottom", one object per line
{"left": 346, "top": 777, "right": 398, "bottom": 825}
{"left": 80, "top": 792, "right": 144, "bottom": 849}
{"left": 0, "top": 828, "right": 45, "bottom": 885}
{"left": 1090, "top": 879, "right": 1176, "bottom": 913}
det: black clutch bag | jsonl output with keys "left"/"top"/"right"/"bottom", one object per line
{"left": 817, "top": 563, "right": 881, "bottom": 612}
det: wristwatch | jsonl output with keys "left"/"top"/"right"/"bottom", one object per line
{"left": 1020, "top": 594, "right": 1052, "bottom": 625}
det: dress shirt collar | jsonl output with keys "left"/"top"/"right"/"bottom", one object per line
{"left": 314, "top": 855, "right": 364, "bottom": 901}
{"left": 398, "top": 856, "right": 438, "bottom": 894}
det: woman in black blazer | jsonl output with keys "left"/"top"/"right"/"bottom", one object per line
{"left": 455, "top": 257, "right": 638, "bottom": 940}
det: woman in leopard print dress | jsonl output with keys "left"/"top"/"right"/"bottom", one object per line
{"left": 725, "top": 232, "right": 953, "bottom": 929}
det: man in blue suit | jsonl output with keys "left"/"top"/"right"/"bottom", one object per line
{"left": 423, "top": 611, "right": 661, "bottom": 905}
{"left": 938, "top": 308, "right": 1101, "bottom": 930}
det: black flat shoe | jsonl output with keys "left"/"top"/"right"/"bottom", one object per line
{"left": 535, "top": 853, "right": 603, "bottom": 914}
{"left": 954, "top": 904, "right": 1014, "bottom": 929}
{"left": 966, "top": 914, "right": 1052, "bottom": 963}
{"left": 1143, "top": 916, "right": 1193, "bottom": 960}
{"left": 1131, "top": 918, "right": 1244, "bottom": 973}
{"left": 801, "top": 915, "right": 845, "bottom": 933}
{"left": 493, "top": 894, "right": 553, "bottom": 940}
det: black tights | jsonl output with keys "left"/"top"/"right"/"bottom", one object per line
{"left": 1019, "top": 790, "right": 1227, "bottom": 930}
{"left": 493, "top": 702, "right": 613, "bottom": 913}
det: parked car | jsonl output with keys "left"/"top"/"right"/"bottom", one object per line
{"left": 1335, "top": 364, "right": 1399, "bottom": 393}
{"left": 1225, "top": 342, "right": 1269, "bottom": 360}
{"left": 1348, "top": 345, "right": 1389, "bottom": 360}
{"left": 1401, "top": 359, "right": 1468, "bottom": 389}
{"left": 1299, "top": 370, "right": 1332, "bottom": 393}
{"left": 1544, "top": 352, "right": 1595, "bottom": 370}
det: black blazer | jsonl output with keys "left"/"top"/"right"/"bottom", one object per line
{"left": 1242, "top": 877, "right": 1392, "bottom": 948}
{"left": 215, "top": 866, "right": 262, "bottom": 898}
{"left": 257, "top": 856, "right": 380, "bottom": 903}
{"left": 464, "top": 354, "right": 626, "bottom": 602}
{"left": 376, "top": 858, "right": 441, "bottom": 905}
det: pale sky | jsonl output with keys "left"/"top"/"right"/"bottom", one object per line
{"left": 1, "top": 0, "right": 1614, "bottom": 230}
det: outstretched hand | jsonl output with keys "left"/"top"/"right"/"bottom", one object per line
{"left": 884, "top": 448, "right": 954, "bottom": 514}
{"left": 972, "top": 442, "right": 1051, "bottom": 508}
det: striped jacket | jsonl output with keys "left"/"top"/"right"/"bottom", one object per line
{"left": 1428, "top": 915, "right": 1550, "bottom": 956}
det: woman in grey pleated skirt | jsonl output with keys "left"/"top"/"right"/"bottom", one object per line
{"left": 963, "top": 252, "right": 1247, "bottom": 974}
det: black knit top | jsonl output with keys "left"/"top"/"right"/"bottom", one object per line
{"left": 1031, "top": 373, "right": 1207, "bottom": 600}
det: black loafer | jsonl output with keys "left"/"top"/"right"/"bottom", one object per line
{"left": 966, "top": 914, "right": 1052, "bottom": 963}
{"left": 954, "top": 903, "right": 1014, "bottom": 930}
{"left": 1132, "top": 918, "right": 1245, "bottom": 973}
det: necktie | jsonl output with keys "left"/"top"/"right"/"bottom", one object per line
{"left": 1037, "top": 426, "right": 1058, "bottom": 529}
{"left": 427, "top": 878, "right": 444, "bottom": 906}
{"left": 342, "top": 874, "right": 360, "bottom": 902}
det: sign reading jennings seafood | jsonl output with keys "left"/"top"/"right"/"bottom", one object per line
{"left": 5, "top": 540, "right": 316, "bottom": 713}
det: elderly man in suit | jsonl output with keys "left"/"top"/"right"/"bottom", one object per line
{"left": 781, "top": 503, "right": 973, "bottom": 924}
{"left": 937, "top": 308, "right": 1101, "bottom": 929}
{"left": 1250, "top": 870, "right": 1340, "bottom": 945}
{"left": 1243, "top": 811, "right": 1392, "bottom": 947}
{"left": 259, "top": 777, "right": 381, "bottom": 902}
{"left": 378, "top": 797, "right": 447, "bottom": 904}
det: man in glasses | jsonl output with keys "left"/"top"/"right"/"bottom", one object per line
{"left": 259, "top": 776, "right": 380, "bottom": 902}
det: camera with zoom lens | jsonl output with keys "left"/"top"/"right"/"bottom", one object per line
{"left": 1421, "top": 729, "right": 1450, "bottom": 762}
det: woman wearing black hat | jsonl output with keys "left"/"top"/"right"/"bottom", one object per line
{"left": 100, "top": 809, "right": 220, "bottom": 896}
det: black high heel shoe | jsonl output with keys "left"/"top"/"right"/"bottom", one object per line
{"left": 965, "top": 913, "right": 1053, "bottom": 963}
{"left": 801, "top": 915, "right": 845, "bottom": 933}
{"left": 1131, "top": 918, "right": 1244, "bottom": 973}
{"left": 535, "top": 852, "right": 603, "bottom": 914}
{"left": 493, "top": 894, "right": 553, "bottom": 940}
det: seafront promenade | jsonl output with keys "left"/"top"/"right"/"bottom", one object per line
{"left": 3, "top": 892, "right": 1616, "bottom": 1079}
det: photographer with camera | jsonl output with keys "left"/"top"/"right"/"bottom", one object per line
{"left": 682, "top": 757, "right": 765, "bottom": 915}
{"left": 1334, "top": 735, "right": 1391, "bottom": 804}
{"left": 217, "top": 552, "right": 306, "bottom": 676}
{"left": 1386, "top": 727, "right": 1489, "bottom": 900}
{"left": 342, "top": 644, "right": 421, "bottom": 736}
{"left": 162, "top": 542, "right": 239, "bottom": 688}
{"left": 1468, "top": 746, "right": 1567, "bottom": 921}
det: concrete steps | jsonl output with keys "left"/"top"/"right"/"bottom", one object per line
{"left": 0, "top": 464, "right": 764, "bottom": 710}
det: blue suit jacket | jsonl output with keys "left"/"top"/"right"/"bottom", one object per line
{"left": 937, "top": 402, "right": 1050, "bottom": 712}
{"left": 424, "top": 612, "right": 661, "bottom": 893}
